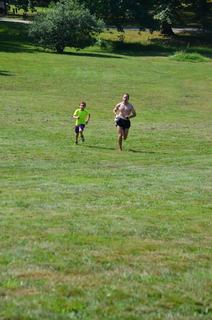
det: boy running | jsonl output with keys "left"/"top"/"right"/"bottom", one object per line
{"left": 72, "top": 101, "right": 90, "bottom": 144}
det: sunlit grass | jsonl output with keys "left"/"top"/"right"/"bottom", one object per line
{"left": 100, "top": 29, "right": 164, "bottom": 43}
{"left": 0, "top": 21, "right": 212, "bottom": 319}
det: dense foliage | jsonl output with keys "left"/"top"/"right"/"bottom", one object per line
{"left": 154, "top": 0, "right": 210, "bottom": 34}
{"left": 77, "top": 0, "right": 155, "bottom": 31}
{"left": 29, "top": 0, "right": 104, "bottom": 53}
{"left": 7, "top": 0, "right": 212, "bottom": 34}
{"left": 78, "top": 0, "right": 211, "bottom": 33}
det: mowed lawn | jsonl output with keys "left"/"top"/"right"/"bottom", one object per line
{"left": 0, "top": 22, "right": 212, "bottom": 319}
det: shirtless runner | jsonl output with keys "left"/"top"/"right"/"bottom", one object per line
{"left": 113, "top": 93, "right": 136, "bottom": 150}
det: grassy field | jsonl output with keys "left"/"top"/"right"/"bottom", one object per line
{"left": 0, "top": 22, "right": 212, "bottom": 319}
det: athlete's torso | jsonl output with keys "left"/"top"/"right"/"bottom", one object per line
{"left": 117, "top": 102, "right": 134, "bottom": 119}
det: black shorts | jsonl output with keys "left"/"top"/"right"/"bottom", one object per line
{"left": 75, "top": 124, "right": 85, "bottom": 133}
{"left": 115, "top": 117, "right": 131, "bottom": 129}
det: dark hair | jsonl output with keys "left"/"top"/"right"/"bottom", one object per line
{"left": 123, "top": 93, "right": 129, "bottom": 99}
{"left": 80, "top": 101, "right": 86, "bottom": 107}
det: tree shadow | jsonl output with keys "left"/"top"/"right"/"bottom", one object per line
{"left": 0, "top": 21, "right": 39, "bottom": 53}
{"left": 62, "top": 51, "right": 123, "bottom": 59}
{"left": 168, "top": 32, "right": 211, "bottom": 54}
{"left": 0, "top": 21, "right": 29, "bottom": 42}
{"left": 0, "top": 70, "right": 14, "bottom": 76}
{"left": 0, "top": 41, "right": 39, "bottom": 53}
{"left": 150, "top": 32, "right": 212, "bottom": 58}
{"left": 107, "top": 41, "right": 175, "bottom": 57}
{"left": 105, "top": 31, "right": 212, "bottom": 58}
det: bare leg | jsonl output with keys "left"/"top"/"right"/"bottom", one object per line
{"left": 123, "top": 129, "right": 129, "bottom": 140}
{"left": 75, "top": 132, "right": 79, "bottom": 144}
{"left": 80, "top": 130, "right": 85, "bottom": 142}
{"left": 117, "top": 126, "right": 124, "bottom": 150}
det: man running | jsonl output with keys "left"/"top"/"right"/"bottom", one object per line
{"left": 113, "top": 93, "right": 136, "bottom": 150}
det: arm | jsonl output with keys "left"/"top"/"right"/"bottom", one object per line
{"left": 86, "top": 113, "right": 90, "bottom": 124}
{"left": 72, "top": 110, "right": 79, "bottom": 119}
{"left": 129, "top": 106, "right": 136, "bottom": 119}
{"left": 113, "top": 103, "right": 120, "bottom": 116}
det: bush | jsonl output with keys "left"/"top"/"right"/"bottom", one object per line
{"left": 29, "top": 0, "right": 104, "bottom": 53}
{"left": 170, "top": 51, "right": 210, "bottom": 62}
{"left": 95, "top": 39, "right": 111, "bottom": 50}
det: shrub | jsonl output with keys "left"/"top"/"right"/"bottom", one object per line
{"left": 29, "top": 0, "right": 104, "bottom": 53}
{"left": 170, "top": 51, "right": 210, "bottom": 62}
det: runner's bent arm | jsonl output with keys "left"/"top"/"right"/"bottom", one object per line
{"left": 86, "top": 113, "right": 90, "bottom": 124}
{"left": 113, "top": 103, "right": 120, "bottom": 115}
{"left": 129, "top": 106, "right": 136, "bottom": 119}
{"left": 73, "top": 110, "right": 79, "bottom": 119}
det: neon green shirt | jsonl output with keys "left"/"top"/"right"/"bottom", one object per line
{"left": 73, "top": 108, "right": 90, "bottom": 125}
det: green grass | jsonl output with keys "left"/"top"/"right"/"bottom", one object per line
{"left": 99, "top": 29, "right": 212, "bottom": 58}
{"left": 0, "top": 22, "right": 212, "bottom": 320}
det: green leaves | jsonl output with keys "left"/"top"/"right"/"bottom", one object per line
{"left": 29, "top": 0, "right": 104, "bottom": 53}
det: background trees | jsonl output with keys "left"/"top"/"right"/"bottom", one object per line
{"left": 153, "top": 0, "right": 211, "bottom": 35}
{"left": 191, "top": 0, "right": 210, "bottom": 28}
{"left": 6, "top": 0, "right": 211, "bottom": 37}
{"left": 153, "top": 0, "right": 182, "bottom": 35}
{"left": 11, "top": 0, "right": 37, "bottom": 12}
{"left": 78, "top": 0, "right": 155, "bottom": 31}
{"left": 78, "top": 0, "right": 211, "bottom": 34}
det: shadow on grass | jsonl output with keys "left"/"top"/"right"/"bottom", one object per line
{"left": 104, "top": 32, "right": 212, "bottom": 58}
{"left": 0, "top": 40, "right": 120, "bottom": 58}
{"left": 151, "top": 33, "right": 212, "bottom": 58}
{"left": 1, "top": 21, "right": 211, "bottom": 58}
{"left": 128, "top": 149, "right": 158, "bottom": 154}
{"left": 174, "top": 32, "right": 212, "bottom": 46}
{"left": 62, "top": 51, "right": 123, "bottom": 59}
{"left": 108, "top": 41, "right": 175, "bottom": 57}
{"left": 85, "top": 145, "right": 116, "bottom": 151}
{"left": 0, "top": 41, "right": 39, "bottom": 53}
{"left": 0, "top": 21, "right": 121, "bottom": 58}
{"left": 84, "top": 145, "right": 165, "bottom": 154}
{"left": 0, "top": 21, "right": 29, "bottom": 41}
{"left": 0, "top": 70, "right": 14, "bottom": 76}
{"left": 0, "top": 21, "right": 38, "bottom": 53}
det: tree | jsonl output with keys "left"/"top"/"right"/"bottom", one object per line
{"left": 29, "top": 0, "right": 104, "bottom": 53}
{"left": 3, "top": 0, "right": 7, "bottom": 14}
{"left": 12, "top": 0, "right": 37, "bottom": 12}
{"left": 153, "top": 0, "right": 211, "bottom": 35}
{"left": 78, "top": 0, "right": 155, "bottom": 31}
{"left": 153, "top": 0, "right": 182, "bottom": 35}
{"left": 191, "top": 0, "right": 209, "bottom": 28}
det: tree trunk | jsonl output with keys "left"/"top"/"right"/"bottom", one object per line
{"left": 3, "top": 0, "right": 7, "bottom": 15}
{"left": 56, "top": 43, "right": 65, "bottom": 54}
{"left": 160, "top": 21, "right": 175, "bottom": 36}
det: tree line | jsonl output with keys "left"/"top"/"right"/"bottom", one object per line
{"left": 7, "top": 0, "right": 211, "bottom": 34}
{"left": 5, "top": 0, "right": 210, "bottom": 53}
